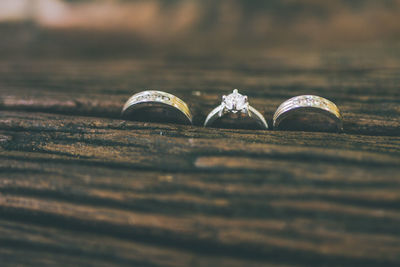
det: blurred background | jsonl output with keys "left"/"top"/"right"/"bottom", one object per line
{"left": 1, "top": 0, "right": 400, "bottom": 61}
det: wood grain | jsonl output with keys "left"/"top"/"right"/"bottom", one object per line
{"left": 1, "top": 58, "right": 400, "bottom": 135}
{"left": 0, "top": 52, "right": 400, "bottom": 266}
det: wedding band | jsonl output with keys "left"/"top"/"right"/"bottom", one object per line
{"left": 204, "top": 89, "right": 268, "bottom": 129}
{"left": 122, "top": 90, "right": 192, "bottom": 124}
{"left": 273, "top": 95, "right": 343, "bottom": 131}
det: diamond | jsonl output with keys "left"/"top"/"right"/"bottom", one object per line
{"left": 222, "top": 89, "right": 248, "bottom": 113}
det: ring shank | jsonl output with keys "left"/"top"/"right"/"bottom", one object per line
{"left": 204, "top": 105, "right": 268, "bottom": 129}
{"left": 122, "top": 90, "right": 192, "bottom": 124}
{"left": 248, "top": 106, "right": 269, "bottom": 129}
{"left": 273, "top": 95, "right": 343, "bottom": 131}
{"left": 203, "top": 105, "right": 223, "bottom": 127}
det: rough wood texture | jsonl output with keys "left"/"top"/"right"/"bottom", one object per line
{"left": 1, "top": 50, "right": 400, "bottom": 266}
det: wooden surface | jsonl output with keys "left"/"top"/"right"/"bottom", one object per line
{"left": 1, "top": 51, "right": 400, "bottom": 266}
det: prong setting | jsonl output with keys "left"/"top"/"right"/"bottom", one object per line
{"left": 221, "top": 89, "right": 249, "bottom": 114}
{"left": 204, "top": 89, "right": 268, "bottom": 129}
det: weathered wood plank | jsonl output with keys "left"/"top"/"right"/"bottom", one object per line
{"left": 1, "top": 112, "right": 399, "bottom": 167}
{"left": 0, "top": 45, "right": 399, "bottom": 265}
{"left": 1, "top": 59, "right": 399, "bottom": 135}
{"left": 0, "top": 111, "right": 399, "bottom": 266}
{"left": 0, "top": 219, "right": 274, "bottom": 267}
{"left": 1, "top": 160, "right": 400, "bottom": 266}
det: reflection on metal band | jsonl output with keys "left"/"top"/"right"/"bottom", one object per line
{"left": 273, "top": 95, "right": 343, "bottom": 131}
{"left": 122, "top": 90, "right": 192, "bottom": 125}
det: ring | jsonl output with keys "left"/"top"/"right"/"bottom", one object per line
{"left": 204, "top": 89, "right": 268, "bottom": 129}
{"left": 122, "top": 90, "right": 192, "bottom": 125}
{"left": 273, "top": 95, "right": 343, "bottom": 132}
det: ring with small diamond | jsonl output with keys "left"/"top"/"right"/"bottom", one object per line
{"left": 122, "top": 90, "right": 193, "bottom": 125}
{"left": 204, "top": 89, "right": 268, "bottom": 129}
{"left": 273, "top": 95, "right": 343, "bottom": 132}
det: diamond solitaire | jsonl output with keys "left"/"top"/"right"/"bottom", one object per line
{"left": 222, "top": 89, "right": 249, "bottom": 114}
{"left": 204, "top": 89, "right": 268, "bottom": 129}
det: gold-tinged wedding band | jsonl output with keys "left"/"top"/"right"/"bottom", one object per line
{"left": 122, "top": 90, "right": 192, "bottom": 125}
{"left": 273, "top": 95, "right": 343, "bottom": 131}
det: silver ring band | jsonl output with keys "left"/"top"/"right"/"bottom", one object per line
{"left": 273, "top": 95, "right": 343, "bottom": 131}
{"left": 204, "top": 89, "right": 268, "bottom": 129}
{"left": 122, "top": 90, "right": 192, "bottom": 125}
